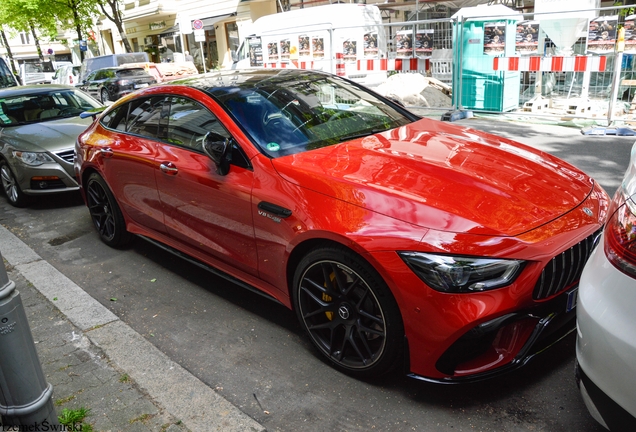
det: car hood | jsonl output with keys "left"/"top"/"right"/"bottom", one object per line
{"left": 271, "top": 118, "right": 594, "bottom": 237}
{"left": 0, "top": 117, "right": 93, "bottom": 152}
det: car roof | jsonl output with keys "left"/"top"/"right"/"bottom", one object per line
{"left": 0, "top": 84, "right": 81, "bottom": 97}
{"left": 169, "top": 69, "right": 335, "bottom": 94}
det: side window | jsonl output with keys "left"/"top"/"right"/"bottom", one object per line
{"left": 164, "top": 97, "right": 230, "bottom": 151}
{"left": 101, "top": 104, "right": 129, "bottom": 131}
{"left": 127, "top": 97, "right": 165, "bottom": 138}
{"left": 163, "top": 97, "right": 251, "bottom": 169}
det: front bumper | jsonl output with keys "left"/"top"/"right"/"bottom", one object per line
{"left": 8, "top": 157, "right": 78, "bottom": 195}
{"left": 408, "top": 286, "right": 578, "bottom": 383}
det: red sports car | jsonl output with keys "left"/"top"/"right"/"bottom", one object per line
{"left": 75, "top": 69, "right": 608, "bottom": 382}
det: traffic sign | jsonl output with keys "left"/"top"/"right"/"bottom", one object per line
{"left": 193, "top": 19, "right": 203, "bottom": 30}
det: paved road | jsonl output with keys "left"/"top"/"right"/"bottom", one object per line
{"left": 0, "top": 117, "right": 632, "bottom": 431}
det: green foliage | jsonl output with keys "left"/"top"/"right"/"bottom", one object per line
{"left": 0, "top": 0, "right": 100, "bottom": 45}
{"left": 58, "top": 407, "right": 93, "bottom": 431}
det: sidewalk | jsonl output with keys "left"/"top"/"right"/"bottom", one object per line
{"left": 0, "top": 224, "right": 265, "bottom": 432}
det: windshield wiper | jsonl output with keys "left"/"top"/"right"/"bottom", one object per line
{"left": 339, "top": 128, "right": 386, "bottom": 142}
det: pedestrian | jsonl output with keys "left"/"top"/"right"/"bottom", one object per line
{"left": 185, "top": 51, "right": 194, "bottom": 62}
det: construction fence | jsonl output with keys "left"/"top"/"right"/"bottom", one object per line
{"left": 270, "top": 4, "right": 636, "bottom": 124}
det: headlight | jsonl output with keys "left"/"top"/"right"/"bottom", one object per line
{"left": 399, "top": 252, "right": 525, "bottom": 293}
{"left": 12, "top": 151, "right": 55, "bottom": 166}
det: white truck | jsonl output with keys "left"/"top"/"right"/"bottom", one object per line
{"left": 232, "top": 4, "right": 387, "bottom": 86}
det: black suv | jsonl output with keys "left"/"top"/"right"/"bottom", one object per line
{"left": 81, "top": 66, "right": 156, "bottom": 103}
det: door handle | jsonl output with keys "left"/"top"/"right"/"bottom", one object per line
{"left": 99, "top": 147, "right": 113, "bottom": 158}
{"left": 159, "top": 162, "right": 178, "bottom": 175}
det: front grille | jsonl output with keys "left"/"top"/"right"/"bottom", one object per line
{"left": 55, "top": 149, "right": 75, "bottom": 164}
{"left": 533, "top": 228, "right": 603, "bottom": 300}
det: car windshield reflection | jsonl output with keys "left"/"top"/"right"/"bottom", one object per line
{"left": 0, "top": 89, "right": 102, "bottom": 126}
{"left": 205, "top": 73, "right": 413, "bottom": 157}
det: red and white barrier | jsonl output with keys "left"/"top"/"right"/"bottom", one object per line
{"left": 493, "top": 56, "right": 607, "bottom": 72}
{"left": 335, "top": 53, "right": 345, "bottom": 76}
{"left": 356, "top": 58, "right": 430, "bottom": 72}
{"left": 262, "top": 56, "right": 430, "bottom": 74}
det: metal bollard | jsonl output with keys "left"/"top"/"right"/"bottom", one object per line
{"left": 0, "top": 251, "right": 60, "bottom": 427}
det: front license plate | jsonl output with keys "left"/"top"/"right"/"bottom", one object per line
{"left": 135, "top": 83, "right": 149, "bottom": 89}
{"left": 566, "top": 287, "right": 578, "bottom": 313}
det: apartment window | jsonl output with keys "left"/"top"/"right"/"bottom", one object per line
{"left": 20, "top": 32, "right": 30, "bottom": 45}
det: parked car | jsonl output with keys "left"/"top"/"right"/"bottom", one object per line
{"left": 576, "top": 144, "right": 636, "bottom": 431}
{"left": 0, "top": 84, "right": 102, "bottom": 207}
{"left": 19, "top": 60, "right": 72, "bottom": 85}
{"left": 79, "top": 52, "right": 150, "bottom": 83}
{"left": 75, "top": 69, "right": 607, "bottom": 381}
{"left": 0, "top": 58, "right": 19, "bottom": 88}
{"left": 52, "top": 64, "right": 81, "bottom": 86}
{"left": 80, "top": 66, "right": 157, "bottom": 103}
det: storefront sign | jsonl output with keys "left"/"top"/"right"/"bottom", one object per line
{"left": 149, "top": 21, "right": 166, "bottom": 31}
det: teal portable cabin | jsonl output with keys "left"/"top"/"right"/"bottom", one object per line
{"left": 452, "top": 5, "right": 522, "bottom": 112}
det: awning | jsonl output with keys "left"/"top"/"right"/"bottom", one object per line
{"left": 200, "top": 13, "right": 236, "bottom": 31}
{"left": 159, "top": 25, "right": 180, "bottom": 38}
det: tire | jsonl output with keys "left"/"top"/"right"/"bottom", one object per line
{"left": 101, "top": 88, "right": 110, "bottom": 104}
{"left": 86, "top": 173, "right": 132, "bottom": 247}
{"left": 0, "top": 159, "right": 30, "bottom": 207}
{"left": 292, "top": 246, "right": 404, "bottom": 378}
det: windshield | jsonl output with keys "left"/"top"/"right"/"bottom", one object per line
{"left": 116, "top": 68, "right": 147, "bottom": 77}
{"left": 206, "top": 73, "right": 413, "bottom": 158}
{"left": 0, "top": 89, "right": 102, "bottom": 126}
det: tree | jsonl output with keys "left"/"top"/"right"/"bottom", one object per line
{"left": 99, "top": 0, "right": 132, "bottom": 53}
{"left": 0, "top": 27, "right": 19, "bottom": 76}
{"left": 54, "top": 0, "right": 102, "bottom": 62}
{"left": 0, "top": 0, "right": 66, "bottom": 62}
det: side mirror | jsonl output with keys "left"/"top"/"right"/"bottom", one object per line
{"left": 202, "top": 132, "right": 232, "bottom": 176}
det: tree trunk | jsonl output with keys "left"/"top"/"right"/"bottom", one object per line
{"left": 29, "top": 22, "right": 44, "bottom": 62}
{"left": 73, "top": 7, "right": 85, "bottom": 62}
{"left": 100, "top": 1, "right": 132, "bottom": 53}
{"left": 0, "top": 28, "right": 19, "bottom": 77}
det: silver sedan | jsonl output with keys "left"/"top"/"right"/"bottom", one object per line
{"left": 0, "top": 85, "right": 102, "bottom": 207}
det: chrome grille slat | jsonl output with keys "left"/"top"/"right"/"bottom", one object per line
{"left": 532, "top": 228, "right": 602, "bottom": 300}
{"left": 55, "top": 149, "right": 75, "bottom": 164}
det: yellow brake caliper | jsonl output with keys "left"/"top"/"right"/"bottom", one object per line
{"left": 323, "top": 272, "right": 336, "bottom": 320}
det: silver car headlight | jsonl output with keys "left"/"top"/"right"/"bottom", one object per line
{"left": 12, "top": 151, "right": 55, "bottom": 166}
{"left": 399, "top": 252, "right": 525, "bottom": 293}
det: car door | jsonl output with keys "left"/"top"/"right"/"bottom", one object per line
{"left": 97, "top": 96, "right": 166, "bottom": 234}
{"left": 153, "top": 96, "right": 258, "bottom": 276}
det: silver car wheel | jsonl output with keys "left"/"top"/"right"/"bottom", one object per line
{"left": 0, "top": 161, "right": 28, "bottom": 207}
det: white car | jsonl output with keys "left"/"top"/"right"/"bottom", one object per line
{"left": 52, "top": 64, "right": 81, "bottom": 86}
{"left": 576, "top": 142, "right": 636, "bottom": 431}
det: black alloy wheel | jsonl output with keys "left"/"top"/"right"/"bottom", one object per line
{"left": 0, "top": 159, "right": 29, "bottom": 207}
{"left": 293, "top": 246, "right": 404, "bottom": 378}
{"left": 101, "top": 88, "right": 110, "bottom": 104}
{"left": 86, "top": 173, "right": 132, "bottom": 247}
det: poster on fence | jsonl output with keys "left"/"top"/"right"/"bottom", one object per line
{"left": 415, "top": 30, "right": 434, "bottom": 56}
{"left": 248, "top": 37, "right": 262, "bottom": 67}
{"left": 625, "top": 16, "right": 636, "bottom": 54}
{"left": 587, "top": 16, "right": 618, "bottom": 54}
{"left": 299, "top": 35, "right": 310, "bottom": 58}
{"left": 364, "top": 33, "right": 379, "bottom": 58}
{"left": 396, "top": 30, "right": 413, "bottom": 57}
{"left": 515, "top": 21, "right": 539, "bottom": 55}
{"left": 343, "top": 40, "right": 357, "bottom": 62}
{"left": 267, "top": 42, "right": 279, "bottom": 62}
{"left": 483, "top": 22, "right": 506, "bottom": 55}
{"left": 280, "top": 39, "right": 291, "bottom": 61}
{"left": 312, "top": 37, "right": 324, "bottom": 59}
